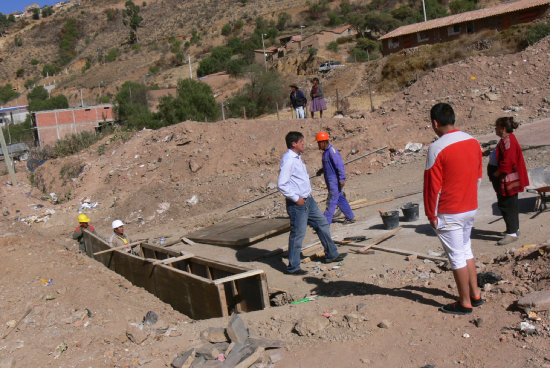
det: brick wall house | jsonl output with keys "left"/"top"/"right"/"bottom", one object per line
{"left": 379, "top": 0, "right": 550, "bottom": 55}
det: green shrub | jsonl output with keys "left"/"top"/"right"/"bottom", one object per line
{"left": 221, "top": 23, "right": 232, "bottom": 36}
{"left": 105, "top": 8, "right": 118, "bottom": 21}
{"left": 349, "top": 48, "right": 369, "bottom": 61}
{"left": 327, "top": 41, "right": 338, "bottom": 52}
{"left": 81, "top": 59, "right": 91, "bottom": 73}
{"left": 1, "top": 115, "right": 33, "bottom": 144}
{"left": 24, "top": 77, "right": 39, "bottom": 90}
{"left": 226, "top": 69, "right": 286, "bottom": 118}
{"left": 308, "top": 47, "right": 318, "bottom": 57}
{"left": 157, "top": 79, "right": 219, "bottom": 124}
{"left": 449, "top": 0, "right": 476, "bottom": 15}
{"left": 58, "top": 19, "right": 79, "bottom": 66}
{"left": 356, "top": 38, "right": 380, "bottom": 52}
{"left": 16, "top": 68, "right": 24, "bottom": 78}
{"left": 14, "top": 36, "right": 22, "bottom": 47}
{"left": 53, "top": 131, "right": 102, "bottom": 158}
{"left": 277, "top": 12, "right": 291, "bottom": 31}
{"left": 149, "top": 65, "right": 160, "bottom": 74}
{"left": 42, "top": 63, "right": 61, "bottom": 77}
{"left": 97, "top": 95, "right": 111, "bottom": 103}
{"left": 327, "top": 11, "right": 343, "bottom": 26}
{"left": 131, "top": 43, "right": 141, "bottom": 51}
{"left": 105, "top": 48, "right": 119, "bottom": 62}
{"left": 31, "top": 58, "right": 39, "bottom": 65}
{"left": 525, "top": 23, "right": 550, "bottom": 45}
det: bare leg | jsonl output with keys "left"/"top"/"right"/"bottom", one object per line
{"left": 319, "top": 110, "right": 323, "bottom": 118}
{"left": 452, "top": 258, "right": 478, "bottom": 307}
{"left": 311, "top": 111, "right": 314, "bottom": 118}
{"left": 452, "top": 266, "right": 471, "bottom": 307}
{"left": 466, "top": 258, "right": 481, "bottom": 299}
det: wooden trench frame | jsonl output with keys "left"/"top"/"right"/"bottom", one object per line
{"left": 82, "top": 230, "right": 269, "bottom": 320}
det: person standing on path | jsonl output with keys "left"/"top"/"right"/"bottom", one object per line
{"left": 315, "top": 131, "right": 356, "bottom": 225}
{"left": 309, "top": 77, "right": 327, "bottom": 118}
{"left": 492, "top": 116, "right": 529, "bottom": 246}
{"left": 277, "top": 131, "right": 346, "bottom": 275}
{"left": 424, "top": 103, "right": 483, "bottom": 315}
{"left": 289, "top": 84, "right": 307, "bottom": 119}
{"left": 72, "top": 214, "right": 95, "bottom": 253}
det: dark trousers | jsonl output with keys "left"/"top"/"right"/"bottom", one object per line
{"left": 497, "top": 193, "right": 519, "bottom": 234}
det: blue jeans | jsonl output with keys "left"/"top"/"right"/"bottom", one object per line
{"left": 286, "top": 196, "right": 339, "bottom": 272}
{"left": 324, "top": 189, "right": 354, "bottom": 224}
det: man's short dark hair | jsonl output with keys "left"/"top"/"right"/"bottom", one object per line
{"left": 430, "top": 103, "right": 455, "bottom": 126}
{"left": 285, "top": 131, "right": 304, "bottom": 149}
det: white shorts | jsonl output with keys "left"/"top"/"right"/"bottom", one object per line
{"left": 434, "top": 209, "right": 477, "bottom": 270}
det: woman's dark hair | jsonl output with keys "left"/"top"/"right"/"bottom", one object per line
{"left": 312, "top": 77, "right": 319, "bottom": 83}
{"left": 495, "top": 116, "right": 519, "bottom": 133}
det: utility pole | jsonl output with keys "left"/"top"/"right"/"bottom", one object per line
{"left": 299, "top": 25, "right": 305, "bottom": 50}
{"left": 188, "top": 54, "right": 193, "bottom": 79}
{"left": 422, "top": 0, "right": 427, "bottom": 21}
{"left": 80, "top": 88, "right": 84, "bottom": 107}
{"left": 261, "top": 33, "right": 268, "bottom": 72}
{"left": 0, "top": 126, "right": 17, "bottom": 185}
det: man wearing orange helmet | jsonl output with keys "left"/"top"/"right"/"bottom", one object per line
{"left": 72, "top": 214, "right": 96, "bottom": 253}
{"left": 315, "top": 131, "right": 356, "bottom": 225}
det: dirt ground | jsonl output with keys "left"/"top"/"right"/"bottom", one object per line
{"left": 1, "top": 38, "right": 550, "bottom": 368}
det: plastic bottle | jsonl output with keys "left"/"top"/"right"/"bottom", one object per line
{"left": 160, "top": 237, "right": 165, "bottom": 246}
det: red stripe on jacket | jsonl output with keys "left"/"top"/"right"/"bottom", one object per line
{"left": 424, "top": 130, "right": 482, "bottom": 222}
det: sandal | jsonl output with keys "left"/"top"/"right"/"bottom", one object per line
{"left": 439, "top": 302, "right": 472, "bottom": 315}
{"left": 471, "top": 295, "right": 484, "bottom": 307}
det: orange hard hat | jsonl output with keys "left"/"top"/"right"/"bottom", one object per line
{"left": 315, "top": 131, "right": 329, "bottom": 142}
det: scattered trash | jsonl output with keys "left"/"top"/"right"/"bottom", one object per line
{"left": 160, "top": 237, "right": 165, "bottom": 246}
{"left": 332, "top": 265, "right": 341, "bottom": 270}
{"left": 78, "top": 199, "right": 98, "bottom": 213}
{"left": 143, "top": 311, "right": 158, "bottom": 326}
{"left": 49, "top": 193, "right": 58, "bottom": 203}
{"left": 53, "top": 342, "right": 68, "bottom": 358}
{"left": 186, "top": 195, "right": 199, "bottom": 205}
{"left": 45, "top": 295, "right": 55, "bottom": 300}
{"left": 217, "top": 354, "right": 226, "bottom": 362}
{"left": 156, "top": 202, "right": 170, "bottom": 214}
{"left": 520, "top": 321, "right": 536, "bottom": 335}
{"left": 41, "top": 278, "right": 53, "bottom": 286}
{"left": 527, "top": 311, "right": 541, "bottom": 321}
{"left": 21, "top": 209, "right": 55, "bottom": 224}
{"left": 470, "top": 76, "right": 476, "bottom": 80}
{"left": 404, "top": 142, "right": 423, "bottom": 152}
{"left": 322, "top": 312, "right": 332, "bottom": 318}
{"left": 291, "top": 296, "right": 318, "bottom": 304}
{"left": 462, "top": 333, "right": 470, "bottom": 338}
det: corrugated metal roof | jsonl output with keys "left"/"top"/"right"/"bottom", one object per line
{"left": 379, "top": 0, "right": 550, "bottom": 40}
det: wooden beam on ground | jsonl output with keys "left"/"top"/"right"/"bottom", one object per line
{"left": 350, "top": 190, "right": 422, "bottom": 210}
{"left": 92, "top": 241, "right": 143, "bottom": 256}
{"left": 346, "top": 227, "right": 402, "bottom": 254}
{"left": 2, "top": 306, "right": 32, "bottom": 339}
{"left": 213, "top": 269, "right": 264, "bottom": 285}
{"left": 151, "top": 254, "right": 194, "bottom": 266}
{"left": 369, "top": 246, "right": 447, "bottom": 262}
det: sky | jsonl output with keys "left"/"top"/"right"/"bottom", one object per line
{"left": 0, "top": 0, "right": 58, "bottom": 15}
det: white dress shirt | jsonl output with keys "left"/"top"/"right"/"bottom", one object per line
{"left": 277, "top": 149, "right": 312, "bottom": 203}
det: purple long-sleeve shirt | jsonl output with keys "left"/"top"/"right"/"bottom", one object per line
{"left": 322, "top": 144, "right": 346, "bottom": 191}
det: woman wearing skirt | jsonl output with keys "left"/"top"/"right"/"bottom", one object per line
{"left": 310, "top": 77, "right": 327, "bottom": 118}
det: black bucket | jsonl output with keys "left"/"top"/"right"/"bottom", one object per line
{"left": 401, "top": 202, "right": 419, "bottom": 222}
{"left": 380, "top": 210, "right": 399, "bottom": 230}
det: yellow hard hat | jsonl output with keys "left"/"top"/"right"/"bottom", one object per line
{"left": 78, "top": 214, "right": 90, "bottom": 223}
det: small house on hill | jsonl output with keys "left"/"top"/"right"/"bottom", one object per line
{"left": 379, "top": 0, "right": 550, "bottom": 55}
{"left": 254, "top": 46, "right": 284, "bottom": 65}
{"left": 32, "top": 104, "right": 114, "bottom": 147}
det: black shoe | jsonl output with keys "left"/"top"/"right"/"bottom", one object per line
{"left": 471, "top": 295, "right": 484, "bottom": 307}
{"left": 342, "top": 217, "right": 356, "bottom": 225}
{"left": 323, "top": 253, "right": 347, "bottom": 264}
{"left": 285, "top": 269, "right": 308, "bottom": 275}
{"left": 439, "top": 302, "right": 472, "bottom": 315}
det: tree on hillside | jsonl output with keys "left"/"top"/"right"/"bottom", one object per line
{"left": 347, "top": 13, "right": 367, "bottom": 38}
{"left": 58, "top": 19, "right": 79, "bottom": 66}
{"left": 27, "top": 86, "right": 69, "bottom": 111}
{"left": 122, "top": 0, "right": 143, "bottom": 44}
{"left": 32, "top": 8, "right": 40, "bottom": 20}
{"left": 425, "top": 0, "right": 448, "bottom": 20}
{"left": 449, "top": 0, "right": 477, "bottom": 14}
{"left": 0, "top": 84, "right": 19, "bottom": 104}
{"left": 157, "top": 79, "right": 219, "bottom": 123}
{"left": 42, "top": 6, "right": 54, "bottom": 18}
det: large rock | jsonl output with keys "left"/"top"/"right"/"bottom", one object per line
{"left": 517, "top": 291, "right": 550, "bottom": 311}
{"left": 126, "top": 323, "right": 150, "bottom": 345}
{"left": 293, "top": 315, "right": 330, "bottom": 336}
{"left": 226, "top": 314, "right": 248, "bottom": 344}
{"left": 171, "top": 349, "right": 195, "bottom": 368}
{"left": 200, "top": 327, "right": 228, "bottom": 343}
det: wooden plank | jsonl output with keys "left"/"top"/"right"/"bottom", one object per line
{"left": 93, "top": 241, "right": 142, "bottom": 255}
{"left": 350, "top": 190, "right": 422, "bottom": 210}
{"left": 213, "top": 269, "right": 264, "bottom": 285}
{"left": 141, "top": 243, "right": 180, "bottom": 257}
{"left": 343, "top": 227, "right": 402, "bottom": 254}
{"left": 369, "top": 246, "right": 447, "bottom": 262}
{"left": 151, "top": 254, "right": 194, "bottom": 266}
{"left": 185, "top": 217, "right": 290, "bottom": 246}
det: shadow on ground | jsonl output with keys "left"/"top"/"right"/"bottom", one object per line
{"left": 302, "top": 277, "right": 457, "bottom": 308}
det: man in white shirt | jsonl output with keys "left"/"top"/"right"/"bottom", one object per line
{"left": 277, "top": 131, "right": 346, "bottom": 275}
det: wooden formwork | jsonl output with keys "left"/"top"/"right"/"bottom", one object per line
{"left": 83, "top": 230, "right": 269, "bottom": 320}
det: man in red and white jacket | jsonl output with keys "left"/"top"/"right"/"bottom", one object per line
{"left": 424, "top": 103, "right": 483, "bottom": 315}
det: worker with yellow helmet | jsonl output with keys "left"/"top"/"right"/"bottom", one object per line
{"left": 72, "top": 214, "right": 96, "bottom": 253}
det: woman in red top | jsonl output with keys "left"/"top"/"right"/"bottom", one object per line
{"left": 493, "top": 117, "right": 529, "bottom": 245}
